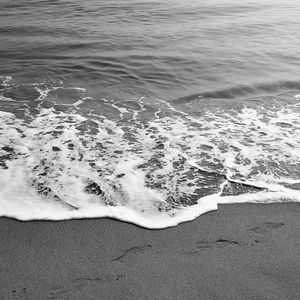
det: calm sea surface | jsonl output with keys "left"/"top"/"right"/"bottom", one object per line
{"left": 0, "top": 0, "right": 300, "bottom": 228}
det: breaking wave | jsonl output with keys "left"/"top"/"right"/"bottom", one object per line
{"left": 0, "top": 76, "right": 300, "bottom": 228}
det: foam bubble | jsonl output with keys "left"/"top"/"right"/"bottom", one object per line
{"left": 0, "top": 78, "right": 300, "bottom": 228}
{"left": 0, "top": 76, "right": 12, "bottom": 87}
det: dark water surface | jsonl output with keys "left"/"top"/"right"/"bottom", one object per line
{"left": 1, "top": 0, "right": 300, "bottom": 99}
{"left": 0, "top": 0, "right": 300, "bottom": 227}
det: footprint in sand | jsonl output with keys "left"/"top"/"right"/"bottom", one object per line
{"left": 197, "top": 239, "right": 240, "bottom": 250}
{"left": 111, "top": 244, "right": 152, "bottom": 263}
{"left": 185, "top": 223, "right": 285, "bottom": 255}
{"left": 185, "top": 239, "right": 241, "bottom": 254}
{"left": 48, "top": 274, "right": 123, "bottom": 299}
{"left": 249, "top": 222, "right": 284, "bottom": 235}
{"left": 247, "top": 222, "right": 285, "bottom": 244}
{"left": 11, "top": 287, "right": 27, "bottom": 298}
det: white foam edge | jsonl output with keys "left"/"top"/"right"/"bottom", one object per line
{"left": 1, "top": 185, "right": 299, "bottom": 229}
{"left": 218, "top": 189, "right": 300, "bottom": 204}
{"left": 0, "top": 192, "right": 220, "bottom": 229}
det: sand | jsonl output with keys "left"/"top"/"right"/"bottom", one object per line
{"left": 0, "top": 203, "right": 299, "bottom": 300}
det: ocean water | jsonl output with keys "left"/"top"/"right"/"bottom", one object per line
{"left": 0, "top": 0, "right": 300, "bottom": 228}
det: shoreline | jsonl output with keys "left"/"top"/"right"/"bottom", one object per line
{"left": 1, "top": 202, "right": 300, "bottom": 299}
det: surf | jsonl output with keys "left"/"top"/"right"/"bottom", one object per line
{"left": 0, "top": 76, "right": 300, "bottom": 228}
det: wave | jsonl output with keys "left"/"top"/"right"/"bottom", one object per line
{"left": 0, "top": 76, "right": 300, "bottom": 228}
{"left": 173, "top": 80, "right": 300, "bottom": 103}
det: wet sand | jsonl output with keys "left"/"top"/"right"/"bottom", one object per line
{"left": 0, "top": 203, "right": 299, "bottom": 299}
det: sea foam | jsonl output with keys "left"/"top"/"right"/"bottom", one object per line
{"left": 0, "top": 78, "right": 300, "bottom": 228}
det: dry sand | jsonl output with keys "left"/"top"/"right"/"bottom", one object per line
{"left": 0, "top": 203, "right": 299, "bottom": 300}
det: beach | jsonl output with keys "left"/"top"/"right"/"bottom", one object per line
{"left": 1, "top": 1, "right": 300, "bottom": 298}
{"left": 1, "top": 203, "right": 299, "bottom": 299}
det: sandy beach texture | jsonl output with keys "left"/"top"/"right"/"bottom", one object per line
{"left": 0, "top": 203, "right": 299, "bottom": 300}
